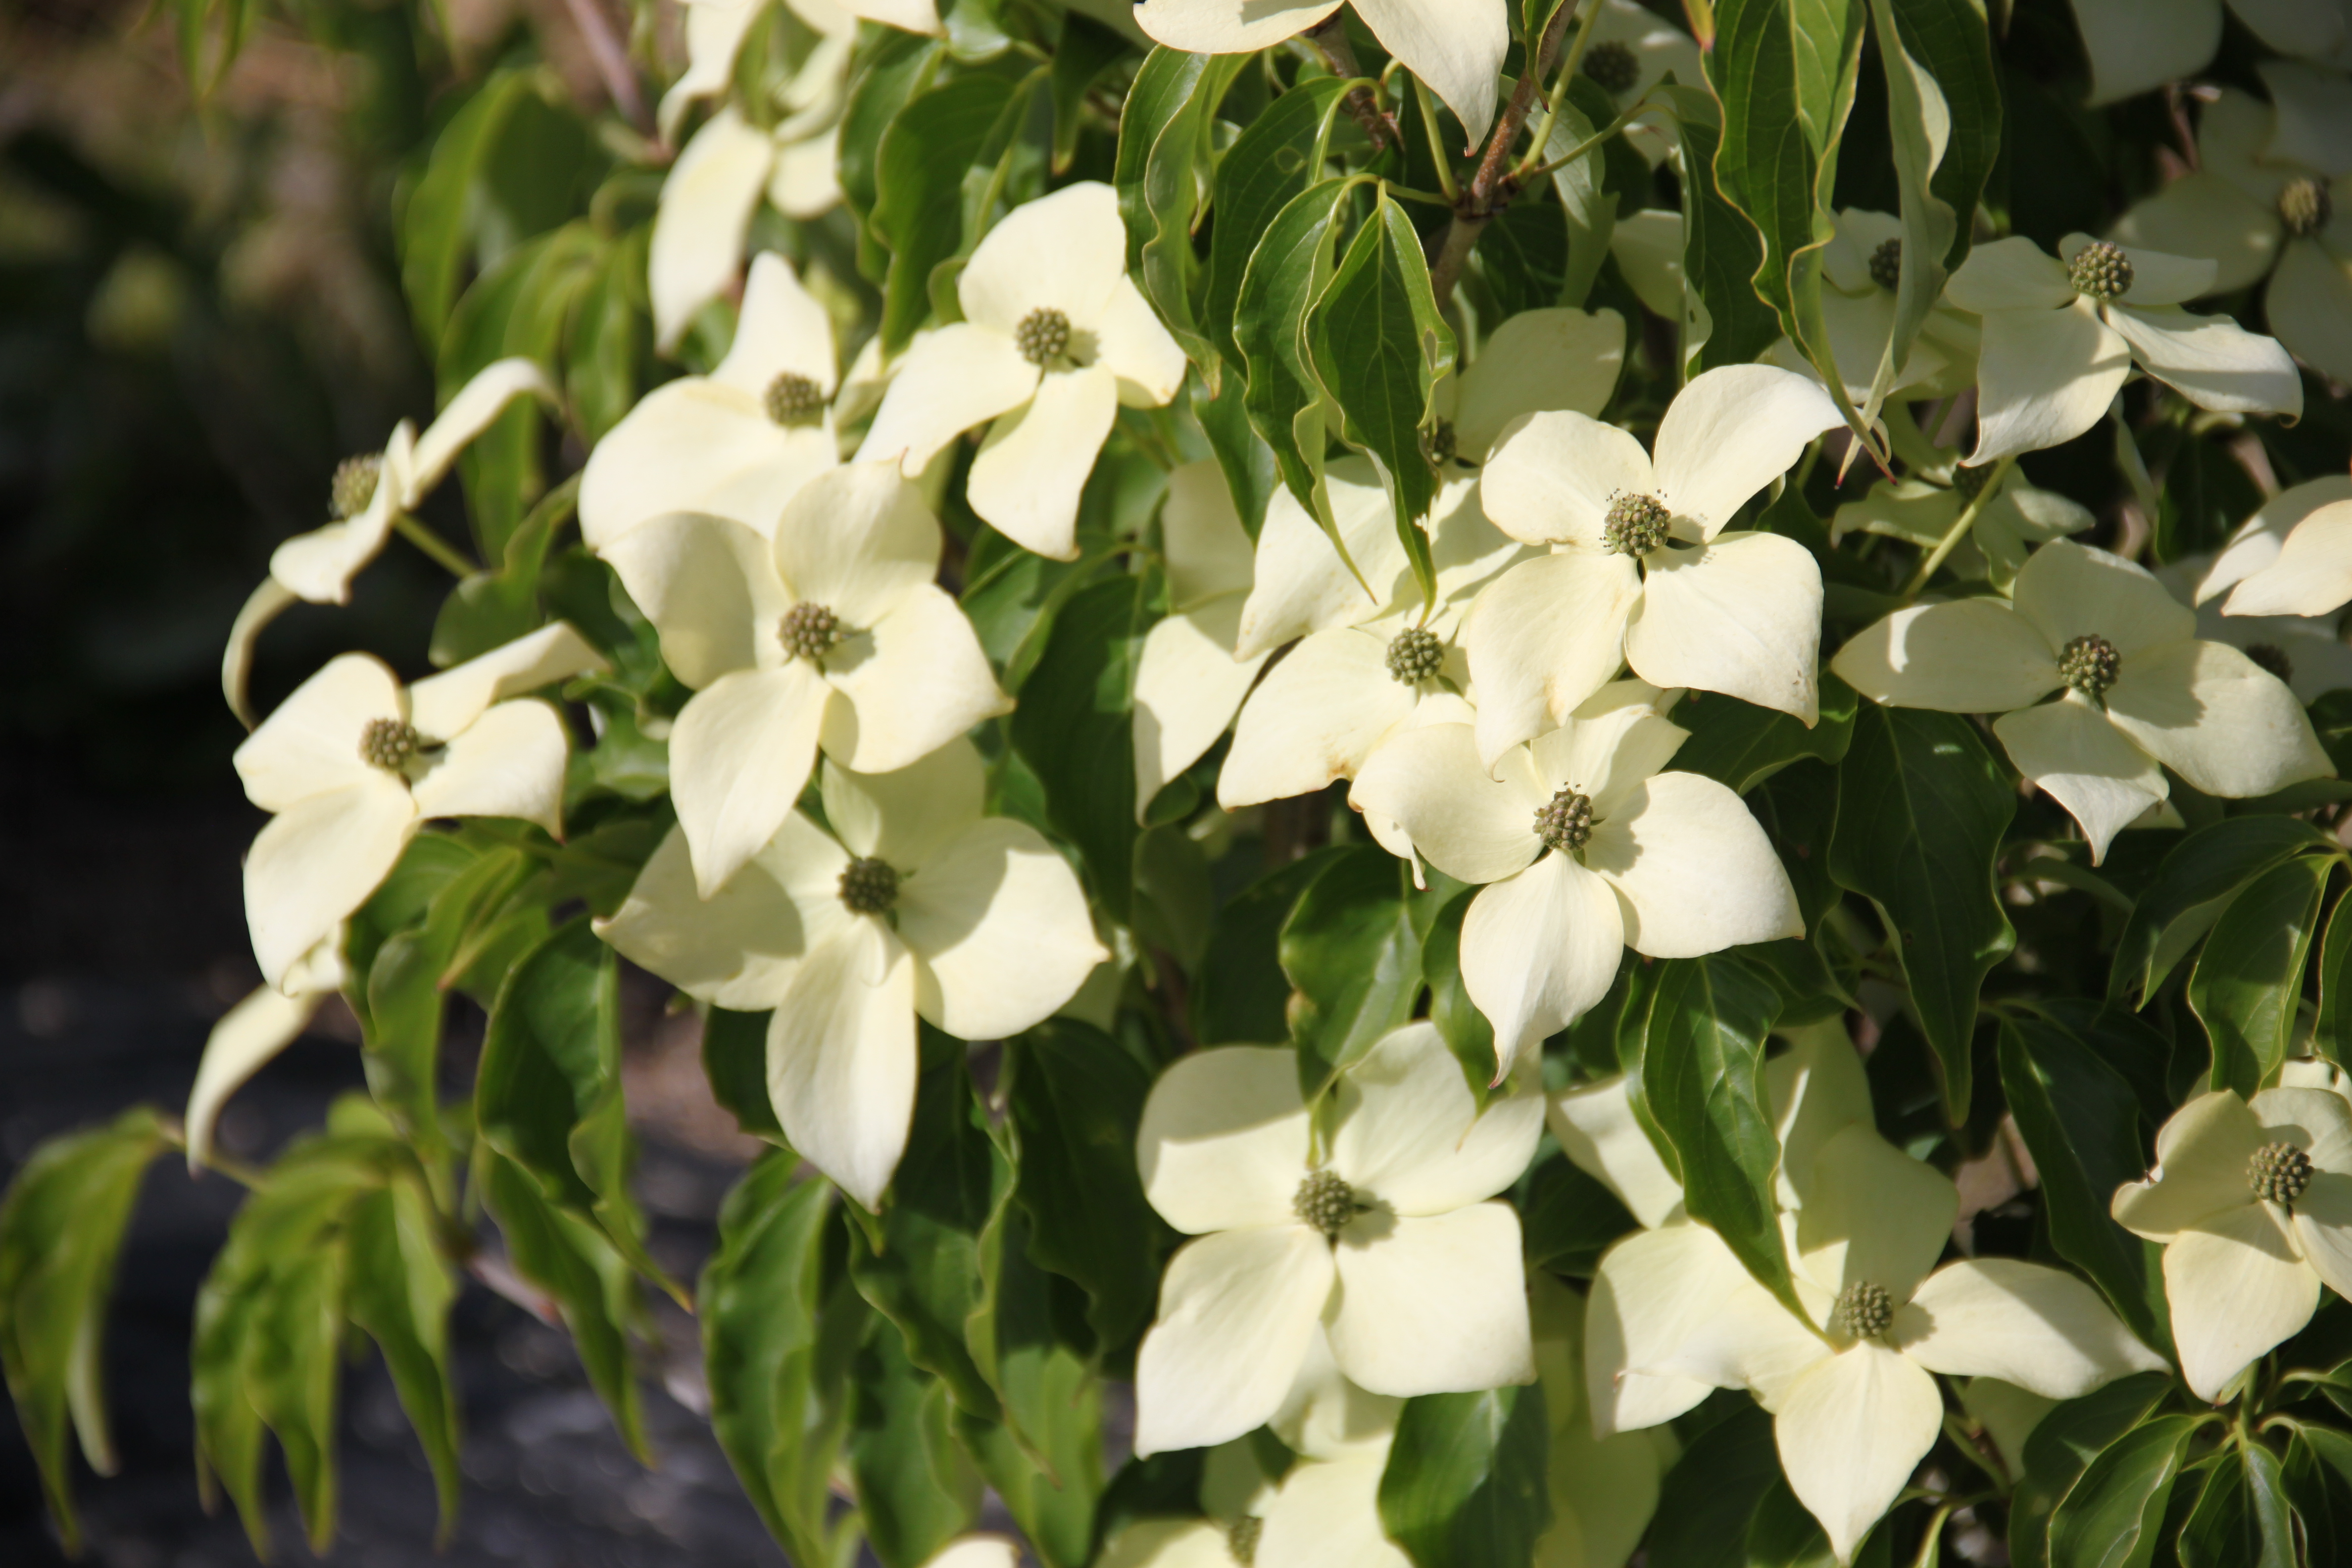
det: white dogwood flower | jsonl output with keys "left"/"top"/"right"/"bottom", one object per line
{"left": 1132, "top": 0, "right": 1508, "bottom": 147}
{"left": 1832, "top": 539, "right": 2332, "bottom": 863}
{"left": 2112, "top": 88, "right": 2352, "bottom": 385}
{"left": 596, "top": 461, "right": 1008, "bottom": 897}
{"left": 1768, "top": 209, "right": 1980, "bottom": 404}
{"left": 2112, "top": 1087, "right": 2352, "bottom": 1402}
{"left": 1832, "top": 463, "right": 2093, "bottom": 594}
{"left": 1465, "top": 365, "right": 1845, "bottom": 766}
{"left": 582, "top": 253, "right": 841, "bottom": 550}
{"left": 234, "top": 623, "right": 607, "bottom": 992}
{"left": 1529, "top": 1276, "right": 1676, "bottom": 1568}
{"left": 1349, "top": 681, "right": 1802, "bottom": 1068}
{"left": 2196, "top": 475, "right": 2352, "bottom": 621}
{"left": 595, "top": 739, "right": 1106, "bottom": 1208}
{"left": 1578, "top": 0, "right": 1703, "bottom": 165}
{"left": 185, "top": 932, "right": 347, "bottom": 1172}
{"left": 659, "top": 0, "right": 939, "bottom": 142}
{"left": 1132, "top": 463, "right": 1271, "bottom": 818}
{"left": 1130, "top": 1022, "right": 1543, "bottom": 1456}
{"left": 1945, "top": 233, "right": 2302, "bottom": 465}
{"left": 223, "top": 358, "right": 550, "bottom": 722}
{"left": 1668, "top": 1125, "right": 2164, "bottom": 1562}
{"left": 858, "top": 182, "right": 1186, "bottom": 560}
{"left": 2155, "top": 550, "right": 2352, "bottom": 703}
{"left": 2065, "top": 0, "right": 2345, "bottom": 105}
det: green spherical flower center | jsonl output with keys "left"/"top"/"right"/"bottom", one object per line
{"left": 1833, "top": 1280, "right": 1894, "bottom": 1340}
{"left": 359, "top": 716, "right": 421, "bottom": 772}
{"left": 1015, "top": 306, "right": 1072, "bottom": 367}
{"left": 1951, "top": 462, "right": 1993, "bottom": 500}
{"left": 2280, "top": 177, "right": 2332, "bottom": 241}
{"left": 1603, "top": 491, "right": 1670, "bottom": 557}
{"left": 331, "top": 453, "right": 383, "bottom": 520}
{"left": 2250, "top": 1140, "right": 2314, "bottom": 1207}
{"left": 1227, "top": 1517, "right": 1263, "bottom": 1567}
{"left": 1583, "top": 41, "right": 1640, "bottom": 95}
{"left": 2246, "top": 642, "right": 2294, "bottom": 684}
{"left": 1386, "top": 626, "right": 1446, "bottom": 685}
{"left": 1293, "top": 1169, "right": 1358, "bottom": 1238}
{"left": 780, "top": 601, "right": 844, "bottom": 661}
{"left": 764, "top": 371, "right": 826, "bottom": 426}
{"left": 1535, "top": 787, "right": 1596, "bottom": 855}
{"left": 1422, "top": 418, "right": 1459, "bottom": 469}
{"left": 2067, "top": 240, "right": 2134, "bottom": 302}
{"left": 1867, "top": 237, "right": 1903, "bottom": 293}
{"left": 2058, "top": 634, "right": 2120, "bottom": 700}
{"left": 838, "top": 857, "right": 899, "bottom": 916}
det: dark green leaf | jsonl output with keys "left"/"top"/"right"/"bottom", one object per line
{"left": 1481, "top": 198, "right": 1571, "bottom": 317}
{"left": 2009, "top": 1375, "right": 2173, "bottom": 1568}
{"left": 1191, "top": 846, "right": 1349, "bottom": 1045}
{"left": 1655, "top": 85, "right": 1781, "bottom": 372}
{"left": 1644, "top": 1402, "right": 1784, "bottom": 1568}
{"left": 1113, "top": 48, "right": 1248, "bottom": 372}
{"left": 1280, "top": 844, "right": 1430, "bottom": 1100}
{"left": 2047, "top": 1414, "right": 2202, "bottom": 1568}
{"left": 1047, "top": 10, "right": 1129, "bottom": 174}
{"left": 2189, "top": 852, "right": 2333, "bottom": 1096}
{"left": 703, "top": 1006, "right": 786, "bottom": 1140}
{"left": 1008, "top": 572, "right": 1150, "bottom": 915}
{"left": 1425, "top": 885, "right": 1499, "bottom": 1097}
{"left": 1237, "top": 177, "right": 1365, "bottom": 531}
{"left": 1203, "top": 76, "right": 1356, "bottom": 369}
{"left": 2316, "top": 882, "right": 2352, "bottom": 1064}
{"left": 839, "top": 33, "right": 947, "bottom": 279}
{"left": 872, "top": 76, "right": 1014, "bottom": 351}
{"left": 1377, "top": 1384, "right": 1550, "bottom": 1568}
{"left": 1519, "top": 1154, "right": 1638, "bottom": 1277}
{"left": 1671, "top": 678, "right": 1860, "bottom": 796}
{"left": 342, "top": 1179, "right": 461, "bottom": 1537}
{"left": 2178, "top": 1442, "right": 2296, "bottom": 1568}
{"left": 851, "top": 1325, "right": 981, "bottom": 1568}
{"left": 2108, "top": 817, "right": 2330, "bottom": 1006}
{"left": 400, "top": 72, "right": 537, "bottom": 348}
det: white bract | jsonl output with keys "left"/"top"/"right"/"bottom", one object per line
{"left": 1132, "top": 462, "right": 1270, "bottom": 817}
{"left": 234, "top": 623, "right": 607, "bottom": 992}
{"left": 1944, "top": 233, "right": 2301, "bottom": 465}
{"left": 2112, "top": 1087, "right": 2352, "bottom": 1401}
{"left": 185, "top": 933, "right": 347, "bottom": 1172}
{"left": 858, "top": 182, "right": 1186, "bottom": 560}
{"left": 1577, "top": 0, "right": 1702, "bottom": 165}
{"left": 595, "top": 739, "right": 1106, "bottom": 1208}
{"left": 1132, "top": 0, "right": 1508, "bottom": 147}
{"left": 1349, "top": 681, "right": 1802, "bottom": 1067}
{"left": 1528, "top": 1276, "right": 1675, "bottom": 1568}
{"left": 2156, "top": 550, "right": 2352, "bottom": 703}
{"left": 1465, "top": 364, "right": 1845, "bottom": 766}
{"left": 1666, "top": 1125, "right": 2164, "bottom": 1562}
{"left": 1129, "top": 1023, "right": 1543, "bottom": 1456}
{"left": 2064, "top": 0, "right": 2346, "bottom": 105}
{"left": 223, "top": 358, "right": 550, "bottom": 722}
{"left": 2196, "top": 476, "right": 2352, "bottom": 621}
{"left": 2112, "top": 88, "right": 2352, "bottom": 385}
{"left": 581, "top": 253, "right": 840, "bottom": 550}
{"left": 596, "top": 460, "right": 1008, "bottom": 897}
{"left": 1834, "top": 539, "right": 2331, "bottom": 862}
{"left": 1769, "top": 208, "right": 1978, "bottom": 404}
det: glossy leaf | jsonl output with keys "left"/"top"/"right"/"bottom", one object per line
{"left": 851, "top": 1324, "right": 981, "bottom": 1568}
{"left": 873, "top": 76, "right": 1016, "bottom": 351}
{"left": 1280, "top": 844, "right": 1431, "bottom": 1101}
{"left": 1377, "top": 1384, "right": 1551, "bottom": 1568}
{"left": 2108, "top": 818, "right": 2330, "bottom": 1007}
{"left": 1008, "top": 572, "right": 1150, "bottom": 916}
{"left": 1203, "top": 76, "right": 1357, "bottom": 370}
{"left": 1670, "top": 677, "right": 1860, "bottom": 796}
{"left": 1112, "top": 48, "right": 1248, "bottom": 373}
{"left": 1237, "top": 177, "right": 1365, "bottom": 537}
{"left": 2046, "top": 1414, "right": 2202, "bottom": 1568}
{"left": 1191, "top": 846, "right": 1348, "bottom": 1047}
{"left": 2188, "top": 851, "right": 2333, "bottom": 1096}
{"left": 2008, "top": 1373, "right": 2178, "bottom": 1568}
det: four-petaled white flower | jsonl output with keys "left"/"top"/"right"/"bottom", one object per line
{"left": 2064, "top": 0, "right": 2345, "bottom": 106}
{"left": 1527, "top": 1275, "right": 1676, "bottom": 1568}
{"left": 234, "top": 623, "right": 608, "bottom": 991}
{"left": 1350, "top": 681, "right": 1802, "bottom": 1067}
{"left": 2155, "top": 544, "right": 2352, "bottom": 703}
{"left": 1465, "top": 364, "right": 1845, "bottom": 768}
{"left": 1577, "top": 0, "right": 1703, "bottom": 166}
{"left": 1944, "top": 233, "right": 2301, "bottom": 466}
{"left": 2112, "top": 1086, "right": 2352, "bottom": 1402}
{"left": 224, "top": 358, "right": 550, "bottom": 722}
{"left": 2196, "top": 473, "right": 2352, "bottom": 624}
{"left": 596, "top": 460, "right": 1008, "bottom": 897}
{"left": 1130, "top": 1022, "right": 1542, "bottom": 1456}
{"left": 1132, "top": 462, "right": 1271, "bottom": 817}
{"left": 858, "top": 182, "right": 1186, "bottom": 561}
{"left": 1665, "top": 1124, "right": 2165, "bottom": 1563}
{"left": 2112, "top": 88, "right": 2352, "bottom": 386}
{"left": 1133, "top": 0, "right": 1508, "bottom": 147}
{"left": 595, "top": 738, "right": 1107, "bottom": 1208}
{"left": 582, "top": 253, "right": 841, "bottom": 550}
{"left": 1832, "top": 539, "right": 2332, "bottom": 863}
{"left": 1769, "top": 208, "right": 1979, "bottom": 404}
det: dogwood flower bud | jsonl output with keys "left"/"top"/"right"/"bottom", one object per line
{"left": 780, "top": 602, "right": 844, "bottom": 661}
{"left": 1015, "top": 306, "right": 1072, "bottom": 367}
{"left": 1583, "top": 41, "right": 1639, "bottom": 95}
{"left": 837, "top": 856, "right": 899, "bottom": 915}
{"left": 1602, "top": 492, "right": 1670, "bottom": 557}
{"left": 2249, "top": 1140, "right": 2313, "bottom": 1207}
{"left": 1385, "top": 627, "right": 1446, "bottom": 685}
{"left": 1867, "top": 238, "right": 1902, "bottom": 293}
{"left": 1292, "top": 1170, "right": 1359, "bottom": 1238}
{"left": 2056, "top": 633, "right": 2119, "bottom": 701}
{"left": 2066, "top": 240, "right": 2133, "bottom": 301}
{"left": 2278, "top": 177, "right": 2331, "bottom": 241}
{"left": 1533, "top": 787, "right": 1596, "bottom": 855}
{"left": 330, "top": 454, "right": 383, "bottom": 521}
{"left": 764, "top": 372, "right": 827, "bottom": 426}
{"left": 1832, "top": 1279, "right": 1894, "bottom": 1340}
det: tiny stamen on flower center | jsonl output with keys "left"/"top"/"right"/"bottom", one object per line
{"left": 331, "top": 454, "right": 383, "bottom": 520}
{"left": 359, "top": 717, "right": 421, "bottom": 772}
{"left": 779, "top": 602, "right": 843, "bottom": 661}
{"left": 764, "top": 372, "right": 826, "bottom": 426}
{"left": 2280, "top": 177, "right": 2333, "bottom": 240}
{"left": 2067, "top": 240, "right": 2134, "bottom": 302}
{"left": 2246, "top": 642, "right": 2294, "bottom": 684}
{"left": 1293, "top": 1170, "right": 1358, "bottom": 1238}
{"left": 2058, "top": 634, "right": 2120, "bottom": 701}
{"left": 1834, "top": 1280, "right": 1895, "bottom": 1340}
{"left": 2250, "top": 1140, "right": 2314, "bottom": 1207}
{"left": 1535, "top": 787, "right": 1596, "bottom": 855}
{"left": 1227, "top": 1518, "right": 1263, "bottom": 1567}
{"left": 1603, "top": 491, "right": 1670, "bottom": 557}
{"left": 1867, "top": 237, "right": 1903, "bottom": 293}
{"left": 1582, "top": 41, "right": 1640, "bottom": 95}
{"left": 838, "top": 857, "right": 899, "bottom": 916}
{"left": 1014, "top": 307, "right": 1072, "bottom": 367}
{"left": 1386, "top": 626, "right": 1445, "bottom": 685}
{"left": 1422, "top": 419, "right": 1459, "bottom": 468}
{"left": 1951, "top": 463, "right": 1993, "bottom": 500}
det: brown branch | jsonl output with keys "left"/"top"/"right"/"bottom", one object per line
{"left": 558, "top": 0, "right": 652, "bottom": 136}
{"left": 1303, "top": 13, "right": 1398, "bottom": 153}
{"left": 1424, "top": 1, "right": 1578, "bottom": 303}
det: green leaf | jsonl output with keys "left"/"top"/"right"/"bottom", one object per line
{"left": 1194, "top": 369, "right": 1283, "bottom": 539}
{"left": 1009, "top": 572, "right": 1150, "bottom": 914}
{"left": 1237, "top": 177, "right": 1367, "bottom": 535}
{"left": 2178, "top": 1442, "right": 2296, "bottom": 1568}
{"left": 1519, "top": 1153, "right": 1638, "bottom": 1277}
{"left": 1481, "top": 198, "right": 1571, "bottom": 316}
{"left": 701, "top": 1156, "right": 865, "bottom": 1568}
{"left": 1191, "top": 846, "right": 1350, "bottom": 1045}
{"left": 1047, "top": 10, "right": 1129, "bottom": 173}
{"left": 839, "top": 33, "right": 947, "bottom": 280}
{"left": 2315, "top": 883, "right": 2352, "bottom": 1064}
{"left": 1376, "top": 1385, "right": 1551, "bottom": 1568}
{"left": 2046, "top": 1414, "right": 2202, "bottom": 1568}
{"left": 1112, "top": 48, "right": 1248, "bottom": 373}
{"left": 703, "top": 1006, "right": 786, "bottom": 1140}
{"left": 2108, "top": 817, "right": 2331, "bottom": 1006}
{"left": 400, "top": 72, "right": 537, "bottom": 348}
{"left": 1829, "top": 703, "right": 2017, "bottom": 1123}
{"left": 247, "top": 1244, "right": 347, "bottom": 1552}
{"left": 1641, "top": 1402, "right": 1785, "bottom": 1568}
{"left": 2009, "top": 1375, "right": 2174, "bottom": 1568}
{"left": 850, "top": 1325, "right": 982, "bottom": 1568}
{"left": 342, "top": 1179, "right": 462, "bottom": 1538}
{"left": 873, "top": 76, "right": 1016, "bottom": 351}
{"left": 1280, "top": 844, "right": 1432, "bottom": 1100}
{"left": 2189, "top": 852, "right": 2334, "bottom": 1096}
{"left": 1425, "top": 885, "right": 1499, "bottom": 1096}
{"left": 1669, "top": 677, "right": 1859, "bottom": 795}
{"left": 1003, "top": 1021, "right": 1168, "bottom": 1356}
{"left": 1997, "top": 1019, "right": 2170, "bottom": 1356}
{"left": 0, "top": 1106, "right": 170, "bottom": 1553}
{"left": 1203, "top": 76, "right": 1357, "bottom": 370}
{"left": 1656, "top": 85, "right": 1781, "bottom": 373}
{"left": 1629, "top": 952, "right": 1798, "bottom": 1313}
{"left": 564, "top": 223, "right": 648, "bottom": 445}
{"left": 1307, "top": 191, "right": 1455, "bottom": 591}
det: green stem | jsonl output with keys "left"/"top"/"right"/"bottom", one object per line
{"left": 395, "top": 514, "right": 483, "bottom": 579}
{"left": 1519, "top": 0, "right": 1614, "bottom": 164}
{"left": 1898, "top": 457, "right": 2014, "bottom": 601}
{"left": 1410, "top": 75, "right": 1461, "bottom": 201}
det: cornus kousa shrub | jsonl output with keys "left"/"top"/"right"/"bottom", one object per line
{"left": 23, "top": 2, "right": 2352, "bottom": 1567}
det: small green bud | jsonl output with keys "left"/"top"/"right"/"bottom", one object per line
{"left": 331, "top": 453, "right": 383, "bottom": 520}
{"left": 1867, "top": 238, "right": 1903, "bottom": 294}
{"left": 2067, "top": 240, "right": 2134, "bottom": 302}
{"left": 780, "top": 602, "right": 844, "bottom": 661}
{"left": 1015, "top": 306, "right": 1072, "bottom": 367}
{"left": 2279, "top": 177, "right": 2332, "bottom": 241}
{"left": 359, "top": 716, "right": 421, "bottom": 772}
{"left": 1293, "top": 1170, "right": 1358, "bottom": 1238}
{"left": 1535, "top": 787, "right": 1595, "bottom": 855}
{"left": 2246, "top": 642, "right": 2294, "bottom": 684}
{"left": 764, "top": 372, "right": 826, "bottom": 426}
{"left": 2250, "top": 1140, "right": 2314, "bottom": 1207}
{"left": 2058, "top": 634, "right": 2120, "bottom": 701}
{"left": 1603, "top": 492, "right": 1670, "bottom": 557}
{"left": 1583, "top": 41, "right": 1640, "bottom": 96}
{"left": 1833, "top": 1280, "right": 1894, "bottom": 1340}
{"left": 838, "top": 857, "right": 899, "bottom": 916}
{"left": 1386, "top": 627, "right": 1446, "bottom": 685}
